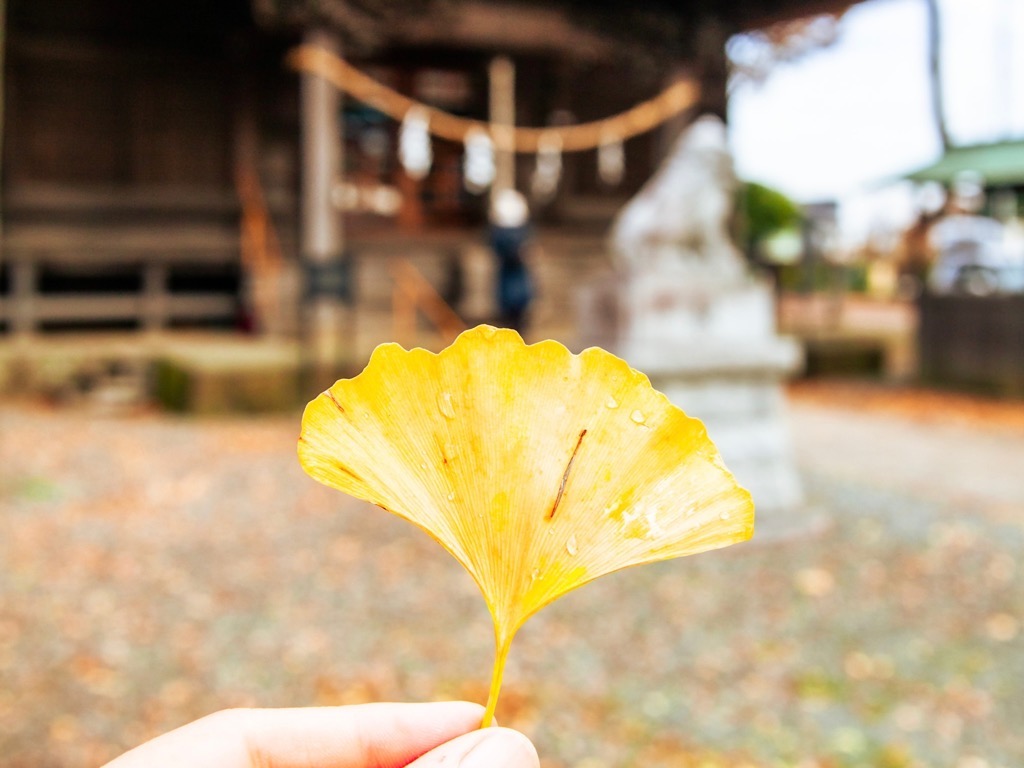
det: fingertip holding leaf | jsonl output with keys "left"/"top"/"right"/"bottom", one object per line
{"left": 298, "top": 325, "right": 754, "bottom": 726}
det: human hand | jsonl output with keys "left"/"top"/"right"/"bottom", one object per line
{"left": 102, "top": 701, "right": 538, "bottom": 768}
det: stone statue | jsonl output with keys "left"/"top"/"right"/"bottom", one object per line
{"left": 575, "top": 114, "right": 808, "bottom": 534}
{"left": 610, "top": 114, "right": 747, "bottom": 288}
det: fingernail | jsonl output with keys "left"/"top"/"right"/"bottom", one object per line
{"left": 459, "top": 728, "right": 538, "bottom": 768}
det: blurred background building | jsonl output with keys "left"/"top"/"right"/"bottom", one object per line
{"left": 1, "top": 0, "right": 1022, "bottom": 405}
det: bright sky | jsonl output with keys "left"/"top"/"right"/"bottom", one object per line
{"left": 727, "top": 0, "right": 1024, "bottom": 244}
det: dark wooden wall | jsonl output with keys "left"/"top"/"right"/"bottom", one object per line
{"left": 5, "top": 47, "right": 231, "bottom": 188}
{"left": 919, "top": 294, "right": 1024, "bottom": 397}
{"left": 2, "top": 0, "right": 251, "bottom": 193}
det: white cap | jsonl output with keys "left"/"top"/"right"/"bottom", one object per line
{"left": 490, "top": 189, "right": 529, "bottom": 227}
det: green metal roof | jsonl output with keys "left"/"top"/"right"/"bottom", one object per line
{"left": 906, "top": 139, "right": 1024, "bottom": 186}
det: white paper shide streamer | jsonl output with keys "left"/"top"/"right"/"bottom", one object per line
{"left": 463, "top": 128, "right": 495, "bottom": 193}
{"left": 530, "top": 131, "right": 562, "bottom": 202}
{"left": 598, "top": 133, "right": 625, "bottom": 187}
{"left": 399, "top": 107, "right": 433, "bottom": 180}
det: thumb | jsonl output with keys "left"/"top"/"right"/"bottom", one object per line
{"left": 406, "top": 727, "right": 539, "bottom": 768}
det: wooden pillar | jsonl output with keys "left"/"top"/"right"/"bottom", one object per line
{"left": 545, "top": 59, "right": 578, "bottom": 216}
{"left": 657, "top": 18, "right": 729, "bottom": 165}
{"left": 694, "top": 17, "right": 730, "bottom": 121}
{"left": 300, "top": 27, "right": 347, "bottom": 381}
{"left": 489, "top": 56, "right": 515, "bottom": 203}
{"left": 142, "top": 263, "right": 168, "bottom": 332}
{"left": 11, "top": 259, "right": 35, "bottom": 337}
{"left": 0, "top": 0, "right": 6, "bottom": 256}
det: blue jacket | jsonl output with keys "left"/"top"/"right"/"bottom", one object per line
{"left": 490, "top": 224, "right": 533, "bottom": 313}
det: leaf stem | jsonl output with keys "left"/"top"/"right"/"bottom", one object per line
{"left": 481, "top": 632, "right": 514, "bottom": 727}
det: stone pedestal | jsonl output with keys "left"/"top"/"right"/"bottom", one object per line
{"left": 579, "top": 276, "right": 806, "bottom": 530}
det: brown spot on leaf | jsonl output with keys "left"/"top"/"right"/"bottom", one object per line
{"left": 547, "top": 428, "right": 587, "bottom": 521}
{"left": 325, "top": 389, "right": 345, "bottom": 414}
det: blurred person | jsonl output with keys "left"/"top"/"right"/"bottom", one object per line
{"left": 102, "top": 701, "right": 537, "bottom": 768}
{"left": 489, "top": 189, "right": 534, "bottom": 333}
{"left": 899, "top": 209, "right": 942, "bottom": 298}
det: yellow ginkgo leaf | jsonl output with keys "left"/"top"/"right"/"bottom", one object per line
{"left": 298, "top": 325, "right": 754, "bottom": 725}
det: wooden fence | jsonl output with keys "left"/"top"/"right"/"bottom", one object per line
{"left": 0, "top": 224, "right": 240, "bottom": 334}
{"left": 918, "top": 293, "right": 1024, "bottom": 396}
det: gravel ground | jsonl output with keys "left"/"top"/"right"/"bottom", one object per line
{"left": 1, "top": 383, "right": 1022, "bottom": 768}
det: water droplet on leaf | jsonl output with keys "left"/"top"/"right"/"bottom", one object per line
{"left": 630, "top": 409, "right": 646, "bottom": 424}
{"left": 438, "top": 392, "right": 456, "bottom": 419}
{"left": 605, "top": 396, "right": 619, "bottom": 409}
{"left": 566, "top": 534, "right": 578, "bottom": 556}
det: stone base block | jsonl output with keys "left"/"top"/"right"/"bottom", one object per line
{"left": 153, "top": 344, "right": 302, "bottom": 414}
{"left": 647, "top": 370, "right": 804, "bottom": 518}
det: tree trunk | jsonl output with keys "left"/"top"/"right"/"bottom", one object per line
{"left": 925, "top": 0, "right": 951, "bottom": 150}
